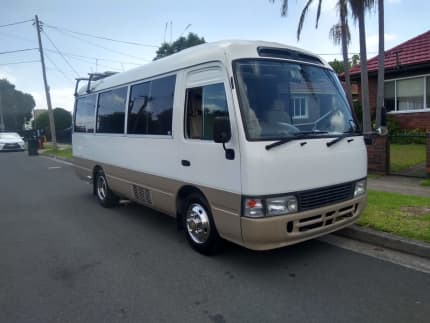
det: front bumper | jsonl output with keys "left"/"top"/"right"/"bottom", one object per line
{"left": 0, "top": 143, "right": 25, "bottom": 151}
{"left": 241, "top": 195, "right": 366, "bottom": 250}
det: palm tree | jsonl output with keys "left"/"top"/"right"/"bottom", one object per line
{"left": 296, "top": 0, "right": 323, "bottom": 41}
{"left": 271, "top": 0, "right": 376, "bottom": 132}
{"left": 349, "top": 0, "right": 375, "bottom": 134}
{"left": 329, "top": 0, "right": 353, "bottom": 106}
{"left": 375, "top": 0, "right": 384, "bottom": 128}
{"left": 271, "top": 0, "right": 353, "bottom": 106}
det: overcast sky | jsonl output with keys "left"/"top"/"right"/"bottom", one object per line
{"left": 0, "top": 0, "right": 428, "bottom": 112}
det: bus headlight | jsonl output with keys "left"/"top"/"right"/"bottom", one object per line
{"left": 244, "top": 198, "right": 265, "bottom": 218}
{"left": 267, "top": 196, "right": 298, "bottom": 216}
{"left": 354, "top": 179, "right": 367, "bottom": 197}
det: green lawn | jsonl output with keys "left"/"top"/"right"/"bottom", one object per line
{"left": 358, "top": 190, "right": 430, "bottom": 243}
{"left": 41, "top": 143, "right": 73, "bottom": 160}
{"left": 390, "top": 144, "right": 426, "bottom": 172}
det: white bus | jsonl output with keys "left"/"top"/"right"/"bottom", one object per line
{"left": 73, "top": 40, "right": 368, "bottom": 254}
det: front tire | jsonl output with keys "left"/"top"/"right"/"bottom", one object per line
{"left": 182, "top": 193, "right": 223, "bottom": 255}
{"left": 95, "top": 169, "right": 119, "bottom": 208}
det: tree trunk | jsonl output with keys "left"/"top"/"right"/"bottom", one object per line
{"left": 340, "top": 2, "right": 353, "bottom": 107}
{"left": 376, "top": 0, "right": 385, "bottom": 127}
{"left": 358, "top": 11, "right": 372, "bottom": 134}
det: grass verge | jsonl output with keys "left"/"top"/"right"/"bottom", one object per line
{"left": 421, "top": 179, "right": 430, "bottom": 187}
{"left": 41, "top": 143, "right": 73, "bottom": 160}
{"left": 358, "top": 190, "right": 430, "bottom": 243}
{"left": 390, "top": 144, "right": 426, "bottom": 172}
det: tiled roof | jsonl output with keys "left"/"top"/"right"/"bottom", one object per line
{"left": 349, "top": 30, "right": 430, "bottom": 75}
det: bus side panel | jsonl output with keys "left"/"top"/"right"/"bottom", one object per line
{"left": 72, "top": 153, "right": 244, "bottom": 245}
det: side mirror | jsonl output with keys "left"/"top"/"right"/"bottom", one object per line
{"left": 213, "top": 116, "right": 231, "bottom": 143}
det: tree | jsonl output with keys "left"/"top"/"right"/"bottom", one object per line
{"left": 334, "top": 0, "right": 353, "bottom": 106}
{"left": 351, "top": 54, "right": 360, "bottom": 66}
{"left": 271, "top": 0, "right": 353, "bottom": 105}
{"left": 34, "top": 107, "right": 71, "bottom": 137}
{"left": 153, "top": 33, "right": 206, "bottom": 60}
{"left": 375, "top": 0, "right": 384, "bottom": 128}
{"left": 0, "top": 79, "right": 35, "bottom": 132}
{"left": 271, "top": 0, "right": 375, "bottom": 132}
{"left": 329, "top": 59, "right": 347, "bottom": 73}
{"left": 349, "top": 0, "right": 375, "bottom": 134}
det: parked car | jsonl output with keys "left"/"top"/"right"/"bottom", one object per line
{"left": 0, "top": 132, "right": 25, "bottom": 151}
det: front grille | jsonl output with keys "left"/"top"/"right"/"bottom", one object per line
{"left": 3, "top": 143, "right": 20, "bottom": 149}
{"left": 298, "top": 182, "right": 354, "bottom": 211}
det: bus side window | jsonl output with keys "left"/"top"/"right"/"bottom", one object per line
{"left": 185, "top": 83, "right": 229, "bottom": 140}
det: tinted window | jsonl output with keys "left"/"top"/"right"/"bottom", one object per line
{"left": 74, "top": 95, "right": 96, "bottom": 133}
{"left": 128, "top": 81, "right": 150, "bottom": 134}
{"left": 127, "top": 75, "right": 176, "bottom": 135}
{"left": 185, "top": 83, "right": 229, "bottom": 140}
{"left": 96, "top": 87, "right": 127, "bottom": 134}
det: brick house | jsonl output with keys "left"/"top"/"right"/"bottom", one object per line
{"left": 348, "top": 30, "right": 430, "bottom": 131}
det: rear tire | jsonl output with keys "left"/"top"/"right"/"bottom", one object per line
{"left": 182, "top": 193, "right": 223, "bottom": 255}
{"left": 95, "top": 169, "right": 119, "bottom": 208}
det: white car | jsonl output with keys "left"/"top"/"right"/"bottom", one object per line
{"left": 0, "top": 132, "right": 25, "bottom": 151}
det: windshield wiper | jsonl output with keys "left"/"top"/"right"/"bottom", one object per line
{"left": 265, "top": 136, "right": 298, "bottom": 150}
{"left": 326, "top": 131, "right": 361, "bottom": 147}
{"left": 265, "top": 131, "right": 328, "bottom": 150}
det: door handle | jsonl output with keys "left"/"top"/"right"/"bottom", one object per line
{"left": 181, "top": 160, "right": 191, "bottom": 167}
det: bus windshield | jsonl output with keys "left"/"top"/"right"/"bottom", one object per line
{"left": 234, "top": 59, "right": 358, "bottom": 141}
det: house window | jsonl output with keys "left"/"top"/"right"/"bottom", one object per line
{"left": 427, "top": 76, "right": 430, "bottom": 109}
{"left": 397, "top": 77, "right": 424, "bottom": 111}
{"left": 385, "top": 76, "right": 430, "bottom": 112}
{"left": 384, "top": 81, "right": 395, "bottom": 112}
{"left": 291, "top": 96, "right": 308, "bottom": 119}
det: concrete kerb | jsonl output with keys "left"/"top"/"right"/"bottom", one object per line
{"left": 334, "top": 224, "right": 430, "bottom": 260}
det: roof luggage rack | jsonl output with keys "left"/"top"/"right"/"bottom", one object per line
{"left": 74, "top": 71, "right": 118, "bottom": 96}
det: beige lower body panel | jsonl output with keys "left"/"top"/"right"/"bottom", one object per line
{"left": 72, "top": 156, "right": 242, "bottom": 244}
{"left": 73, "top": 156, "right": 366, "bottom": 251}
{"left": 240, "top": 195, "right": 367, "bottom": 250}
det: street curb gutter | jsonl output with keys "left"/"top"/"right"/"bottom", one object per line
{"left": 41, "top": 154, "right": 73, "bottom": 165}
{"left": 334, "top": 225, "right": 430, "bottom": 260}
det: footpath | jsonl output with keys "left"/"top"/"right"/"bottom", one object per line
{"left": 336, "top": 175, "right": 430, "bottom": 260}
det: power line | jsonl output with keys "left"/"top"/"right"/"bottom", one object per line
{"left": 42, "top": 30, "right": 79, "bottom": 77}
{"left": 44, "top": 52, "right": 73, "bottom": 83}
{"left": 0, "top": 31, "right": 35, "bottom": 44}
{"left": 0, "top": 19, "right": 33, "bottom": 28}
{"left": 45, "top": 52, "right": 122, "bottom": 72}
{"left": 0, "top": 48, "right": 38, "bottom": 55}
{"left": 43, "top": 23, "right": 158, "bottom": 48}
{"left": 45, "top": 23, "right": 150, "bottom": 62}
{"left": 0, "top": 60, "right": 39, "bottom": 66}
{"left": 44, "top": 48, "right": 142, "bottom": 66}
{"left": 317, "top": 51, "right": 377, "bottom": 56}
{"left": 60, "top": 55, "right": 121, "bottom": 72}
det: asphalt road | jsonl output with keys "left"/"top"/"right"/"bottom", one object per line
{"left": 0, "top": 152, "right": 429, "bottom": 323}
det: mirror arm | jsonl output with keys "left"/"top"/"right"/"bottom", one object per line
{"left": 222, "top": 142, "right": 235, "bottom": 160}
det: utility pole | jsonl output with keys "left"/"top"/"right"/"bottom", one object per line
{"left": 0, "top": 91, "right": 5, "bottom": 131}
{"left": 35, "top": 15, "right": 57, "bottom": 150}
